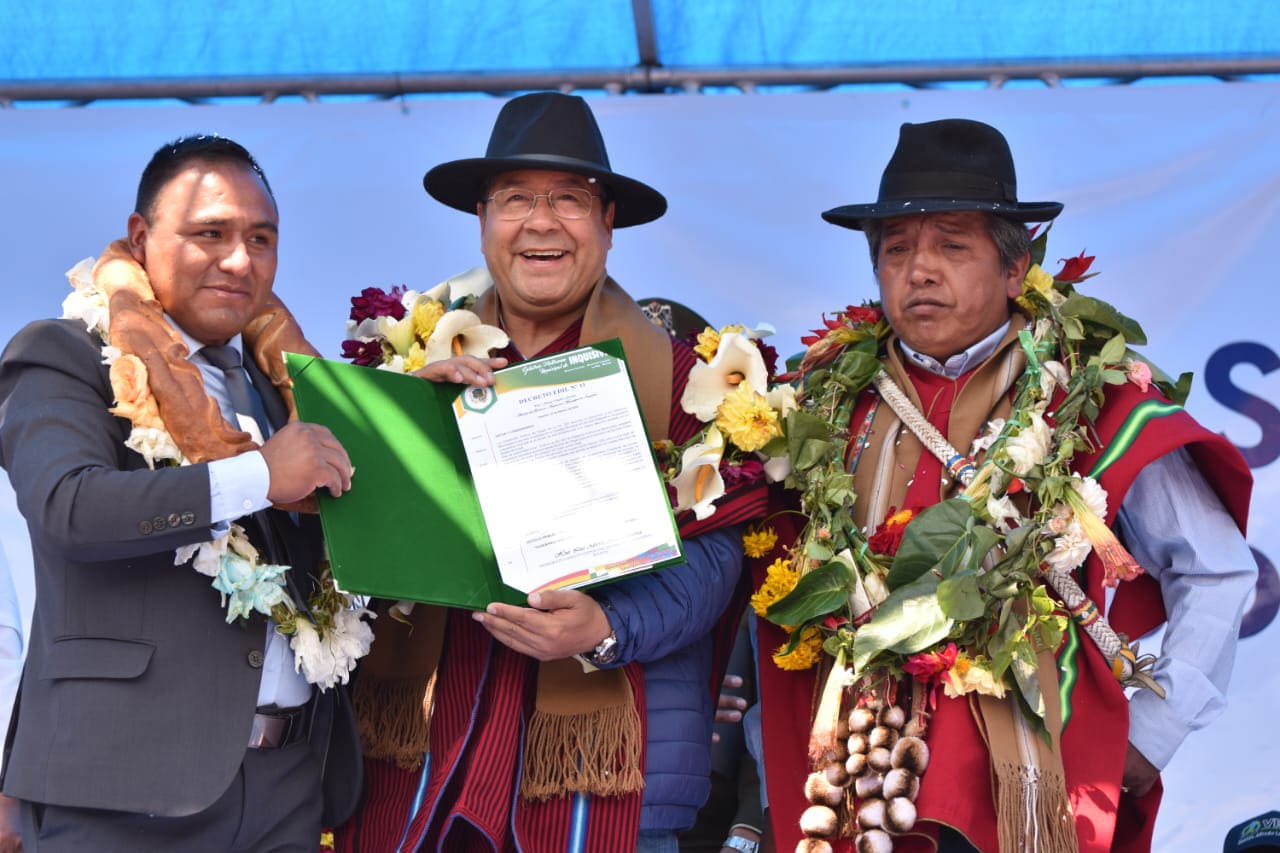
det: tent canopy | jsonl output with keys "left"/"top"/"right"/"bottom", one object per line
{"left": 4, "top": 0, "right": 1279, "bottom": 105}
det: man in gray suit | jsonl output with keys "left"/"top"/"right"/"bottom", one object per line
{"left": 0, "top": 135, "right": 361, "bottom": 851}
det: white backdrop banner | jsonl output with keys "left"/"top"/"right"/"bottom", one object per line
{"left": 1, "top": 82, "right": 1277, "bottom": 848}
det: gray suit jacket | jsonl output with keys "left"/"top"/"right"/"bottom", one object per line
{"left": 0, "top": 318, "right": 361, "bottom": 821}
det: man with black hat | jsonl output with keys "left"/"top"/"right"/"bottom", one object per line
{"left": 752, "top": 119, "right": 1255, "bottom": 852}
{"left": 336, "top": 92, "right": 766, "bottom": 853}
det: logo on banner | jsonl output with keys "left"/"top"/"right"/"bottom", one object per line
{"left": 1206, "top": 340, "right": 1280, "bottom": 637}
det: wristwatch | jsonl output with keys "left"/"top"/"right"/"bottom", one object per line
{"left": 586, "top": 630, "right": 618, "bottom": 666}
{"left": 723, "top": 834, "right": 760, "bottom": 853}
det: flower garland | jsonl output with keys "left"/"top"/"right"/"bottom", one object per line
{"left": 339, "top": 267, "right": 508, "bottom": 372}
{"left": 758, "top": 225, "right": 1175, "bottom": 846}
{"left": 62, "top": 253, "right": 373, "bottom": 690}
{"left": 650, "top": 324, "right": 793, "bottom": 520}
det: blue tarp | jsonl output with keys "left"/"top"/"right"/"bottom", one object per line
{"left": 3, "top": 0, "right": 1278, "bottom": 90}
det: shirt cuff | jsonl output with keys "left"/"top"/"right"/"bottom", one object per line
{"left": 1127, "top": 653, "right": 1229, "bottom": 769}
{"left": 208, "top": 451, "right": 271, "bottom": 524}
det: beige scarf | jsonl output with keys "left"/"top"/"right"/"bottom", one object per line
{"left": 852, "top": 323, "right": 1078, "bottom": 852}
{"left": 355, "top": 273, "right": 671, "bottom": 800}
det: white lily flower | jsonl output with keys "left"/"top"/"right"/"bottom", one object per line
{"left": 375, "top": 314, "right": 416, "bottom": 356}
{"left": 765, "top": 383, "right": 797, "bottom": 417}
{"left": 672, "top": 427, "right": 726, "bottom": 520}
{"left": 680, "top": 332, "right": 769, "bottom": 421}
{"left": 434, "top": 267, "right": 493, "bottom": 303}
{"left": 423, "top": 310, "right": 509, "bottom": 364}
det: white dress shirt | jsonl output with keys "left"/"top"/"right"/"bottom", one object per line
{"left": 173, "top": 322, "right": 312, "bottom": 709}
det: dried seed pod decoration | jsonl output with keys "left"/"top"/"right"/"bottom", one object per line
{"left": 882, "top": 767, "right": 916, "bottom": 800}
{"left": 847, "top": 706, "right": 876, "bottom": 734}
{"left": 845, "top": 751, "right": 868, "bottom": 777}
{"left": 800, "top": 804, "right": 840, "bottom": 838}
{"left": 856, "top": 797, "right": 886, "bottom": 830}
{"left": 890, "top": 736, "right": 930, "bottom": 775}
{"left": 867, "top": 746, "right": 893, "bottom": 773}
{"left": 847, "top": 732, "right": 870, "bottom": 756}
{"left": 796, "top": 839, "right": 834, "bottom": 853}
{"left": 805, "top": 771, "right": 845, "bottom": 807}
{"left": 854, "top": 828, "right": 894, "bottom": 853}
{"left": 885, "top": 796, "right": 918, "bottom": 833}
{"left": 867, "top": 725, "right": 898, "bottom": 750}
{"left": 878, "top": 704, "right": 906, "bottom": 730}
{"left": 824, "top": 761, "right": 851, "bottom": 789}
{"left": 853, "top": 770, "right": 884, "bottom": 800}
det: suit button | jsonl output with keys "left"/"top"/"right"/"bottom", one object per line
{"left": 138, "top": 519, "right": 153, "bottom": 535}
{"left": 152, "top": 515, "right": 167, "bottom": 532}
{"left": 247, "top": 650, "right": 265, "bottom": 668}
{"left": 168, "top": 513, "right": 182, "bottom": 528}
{"left": 181, "top": 511, "right": 196, "bottom": 526}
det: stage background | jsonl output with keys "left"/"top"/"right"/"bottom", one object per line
{"left": 1, "top": 83, "right": 1277, "bottom": 847}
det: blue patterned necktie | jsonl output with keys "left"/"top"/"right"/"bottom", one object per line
{"left": 199, "top": 344, "right": 272, "bottom": 438}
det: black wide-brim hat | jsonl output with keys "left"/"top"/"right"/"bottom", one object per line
{"left": 423, "top": 92, "right": 667, "bottom": 228}
{"left": 822, "top": 118, "right": 1063, "bottom": 231}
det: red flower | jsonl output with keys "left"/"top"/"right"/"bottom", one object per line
{"left": 842, "top": 305, "right": 883, "bottom": 326}
{"left": 341, "top": 338, "right": 384, "bottom": 366}
{"left": 867, "top": 506, "right": 920, "bottom": 556}
{"left": 823, "top": 613, "right": 849, "bottom": 630}
{"left": 720, "top": 456, "right": 765, "bottom": 486}
{"left": 902, "top": 642, "right": 958, "bottom": 681}
{"left": 349, "top": 286, "right": 406, "bottom": 322}
{"left": 754, "top": 339, "right": 780, "bottom": 379}
{"left": 1054, "top": 251, "right": 1095, "bottom": 283}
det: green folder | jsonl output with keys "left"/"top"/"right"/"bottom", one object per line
{"left": 287, "top": 351, "right": 525, "bottom": 609}
{"left": 286, "top": 340, "right": 682, "bottom": 610}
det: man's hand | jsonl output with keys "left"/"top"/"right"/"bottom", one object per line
{"left": 712, "top": 673, "right": 748, "bottom": 743}
{"left": 1122, "top": 742, "right": 1160, "bottom": 798}
{"left": 0, "top": 793, "right": 22, "bottom": 853}
{"left": 259, "top": 422, "right": 353, "bottom": 503}
{"left": 472, "top": 589, "right": 612, "bottom": 661}
{"left": 412, "top": 356, "right": 508, "bottom": 387}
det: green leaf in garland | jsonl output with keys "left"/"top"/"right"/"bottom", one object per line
{"left": 888, "top": 498, "right": 996, "bottom": 589}
{"left": 766, "top": 559, "right": 853, "bottom": 626}
{"left": 937, "top": 572, "right": 985, "bottom": 620}
{"left": 851, "top": 572, "right": 953, "bottom": 675}
{"left": 1097, "top": 332, "right": 1128, "bottom": 366}
{"left": 1059, "top": 294, "right": 1146, "bottom": 346}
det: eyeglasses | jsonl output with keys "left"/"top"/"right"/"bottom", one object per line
{"left": 485, "top": 186, "right": 601, "bottom": 220}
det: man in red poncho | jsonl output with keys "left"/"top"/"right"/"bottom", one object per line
{"left": 755, "top": 119, "right": 1255, "bottom": 852}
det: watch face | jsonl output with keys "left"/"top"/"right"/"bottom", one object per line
{"left": 724, "top": 836, "right": 759, "bottom": 853}
{"left": 591, "top": 633, "right": 618, "bottom": 664}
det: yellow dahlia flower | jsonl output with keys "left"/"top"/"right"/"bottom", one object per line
{"left": 715, "top": 384, "right": 781, "bottom": 452}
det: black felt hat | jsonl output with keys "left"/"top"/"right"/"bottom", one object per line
{"left": 822, "top": 118, "right": 1063, "bottom": 231}
{"left": 423, "top": 92, "right": 667, "bottom": 228}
